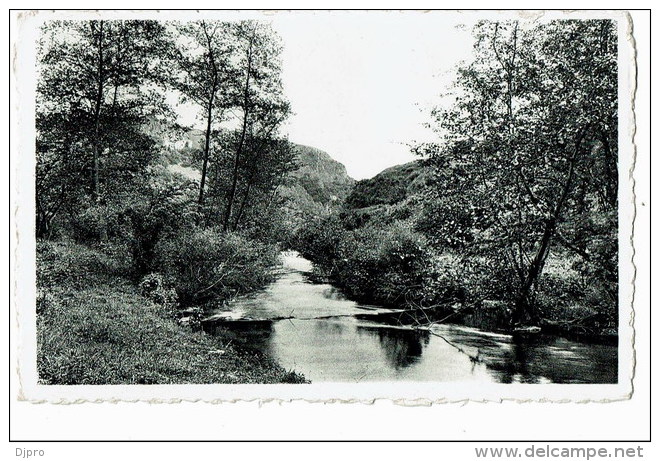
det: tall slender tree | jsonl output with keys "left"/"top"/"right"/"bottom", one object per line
{"left": 36, "top": 20, "right": 168, "bottom": 237}
{"left": 221, "top": 20, "right": 290, "bottom": 232}
{"left": 168, "top": 21, "right": 234, "bottom": 207}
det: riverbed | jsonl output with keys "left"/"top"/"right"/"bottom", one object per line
{"left": 203, "top": 251, "right": 617, "bottom": 383}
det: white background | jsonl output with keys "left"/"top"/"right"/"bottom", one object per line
{"left": 5, "top": 1, "right": 653, "bottom": 459}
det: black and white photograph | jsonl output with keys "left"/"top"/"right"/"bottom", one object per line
{"left": 10, "top": 8, "right": 648, "bottom": 429}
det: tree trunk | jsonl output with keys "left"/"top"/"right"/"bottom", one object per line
{"left": 36, "top": 198, "right": 51, "bottom": 239}
{"left": 223, "top": 116, "right": 247, "bottom": 232}
{"left": 232, "top": 177, "right": 253, "bottom": 231}
{"left": 513, "top": 217, "right": 555, "bottom": 324}
{"left": 198, "top": 95, "right": 215, "bottom": 206}
{"left": 91, "top": 21, "right": 105, "bottom": 203}
{"left": 223, "top": 29, "right": 255, "bottom": 232}
{"left": 512, "top": 124, "right": 591, "bottom": 325}
{"left": 198, "top": 21, "right": 219, "bottom": 210}
{"left": 91, "top": 21, "right": 108, "bottom": 242}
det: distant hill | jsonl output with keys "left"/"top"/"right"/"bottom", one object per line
{"left": 288, "top": 144, "right": 354, "bottom": 205}
{"left": 276, "top": 144, "right": 354, "bottom": 226}
{"left": 156, "top": 128, "right": 355, "bottom": 219}
{"left": 344, "top": 160, "right": 430, "bottom": 210}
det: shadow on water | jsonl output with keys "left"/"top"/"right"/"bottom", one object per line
{"left": 202, "top": 252, "right": 618, "bottom": 383}
{"left": 356, "top": 325, "right": 430, "bottom": 370}
{"left": 203, "top": 320, "right": 275, "bottom": 355}
{"left": 440, "top": 327, "right": 618, "bottom": 384}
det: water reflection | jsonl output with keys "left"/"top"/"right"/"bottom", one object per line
{"left": 357, "top": 325, "right": 430, "bottom": 370}
{"left": 202, "top": 251, "right": 618, "bottom": 383}
{"left": 434, "top": 326, "right": 618, "bottom": 384}
{"left": 314, "top": 318, "right": 346, "bottom": 336}
{"left": 204, "top": 318, "right": 617, "bottom": 383}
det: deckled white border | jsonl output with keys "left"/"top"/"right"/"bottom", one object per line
{"left": 12, "top": 9, "right": 637, "bottom": 404}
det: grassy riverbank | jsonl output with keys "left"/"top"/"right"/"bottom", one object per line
{"left": 37, "top": 241, "right": 307, "bottom": 384}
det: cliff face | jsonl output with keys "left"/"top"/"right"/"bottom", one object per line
{"left": 288, "top": 144, "right": 355, "bottom": 205}
{"left": 159, "top": 131, "right": 355, "bottom": 219}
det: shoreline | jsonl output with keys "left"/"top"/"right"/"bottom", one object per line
{"left": 304, "top": 266, "right": 618, "bottom": 346}
{"left": 36, "top": 240, "right": 308, "bottom": 385}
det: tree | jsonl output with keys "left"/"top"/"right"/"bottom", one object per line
{"left": 421, "top": 20, "right": 617, "bottom": 324}
{"left": 36, "top": 20, "right": 168, "bottom": 237}
{"left": 166, "top": 20, "right": 292, "bottom": 234}
{"left": 168, "top": 21, "right": 234, "bottom": 207}
{"left": 220, "top": 20, "right": 291, "bottom": 232}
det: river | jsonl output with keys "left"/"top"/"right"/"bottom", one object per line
{"left": 203, "top": 251, "right": 617, "bottom": 383}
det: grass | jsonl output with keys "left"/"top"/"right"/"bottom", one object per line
{"left": 36, "top": 240, "right": 307, "bottom": 385}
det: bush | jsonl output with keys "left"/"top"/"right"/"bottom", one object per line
{"left": 69, "top": 204, "right": 122, "bottom": 243}
{"left": 294, "top": 214, "right": 437, "bottom": 307}
{"left": 154, "top": 227, "right": 280, "bottom": 305}
{"left": 330, "top": 221, "right": 433, "bottom": 307}
{"left": 293, "top": 214, "right": 350, "bottom": 270}
{"left": 139, "top": 273, "right": 178, "bottom": 309}
{"left": 122, "top": 171, "right": 199, "bottom": 276}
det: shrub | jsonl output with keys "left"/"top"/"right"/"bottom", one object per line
{"left": 332, "top": 221, "right": 433, "bottom": 306}
{"left": 69, "top": 204, "right": 117, "bottom": 242}
{"left": 122, "top": 171, "right": 199, "bottom": 276}
{"left": 154, "top": 227, "right": 279, "bottom": 305}
{"left": 139, "top": 273, "right": 178, "bottom": 309}
{"left": 67, "top": 200, "right": 143, "bottom": 244}
{"left": 293, "top": 214, "right": 350, "bottom": 270}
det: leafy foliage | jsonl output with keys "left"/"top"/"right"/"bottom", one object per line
{"left": 35, "top": 20, "right": 308, "bottom": 383}
{"left": 418, "top": 19, "right": 618, "bottom": 323}
{"left": 294, "top": 19, "right": 618, "bottom": 335}
{"left": 36, "top": 20, "right": 170, "bottom": 237}
{"left": 154, "top": 227, "right": 280, "bottom": 305}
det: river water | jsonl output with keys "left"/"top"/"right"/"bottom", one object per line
{"left": 204, "top": 251, "right": 617, "bottom": 383}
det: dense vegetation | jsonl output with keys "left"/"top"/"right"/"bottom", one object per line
{"left": 35, "top": 19, "right": 313, "bottom": 383}
{"left": 278, "top": 144, "right": 355, "bottom": 234}
{"left": 35, "top": 18, "right": 619, "bottom": 385}
{"left": 294, "top": 20, "right": 618, "bottom": 339}
{"left": 37, "top": 240, "right": 305, "bottom": 384}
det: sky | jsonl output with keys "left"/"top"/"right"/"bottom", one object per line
{"left": 272, "top": 12, "right": 474, "bottom": 179}
{"left": 177, "top": 12, "right": 476, "bottom": 180}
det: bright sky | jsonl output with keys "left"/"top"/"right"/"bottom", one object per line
{"left": 177, "top": 12, "right": 476, "bottom": 180}
{"left": 272, "top": 12, "right": 474, "bottom": 179}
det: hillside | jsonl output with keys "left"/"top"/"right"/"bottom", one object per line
{"left": 343, "top": 160, "right": 430, "bottom": 210}
{"left": 283, "top": 144, "right": 354, "bottom": 204}
{"left": 158, "top": 131, "right": 355, "bottom": 223}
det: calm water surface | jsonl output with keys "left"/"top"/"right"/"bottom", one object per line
{"left": 205, "top": 252, "right": 617, "bottom": 383}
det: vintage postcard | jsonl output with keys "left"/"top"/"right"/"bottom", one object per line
{"left": 11, "top": 9, "right": 640, "bottom": 405}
